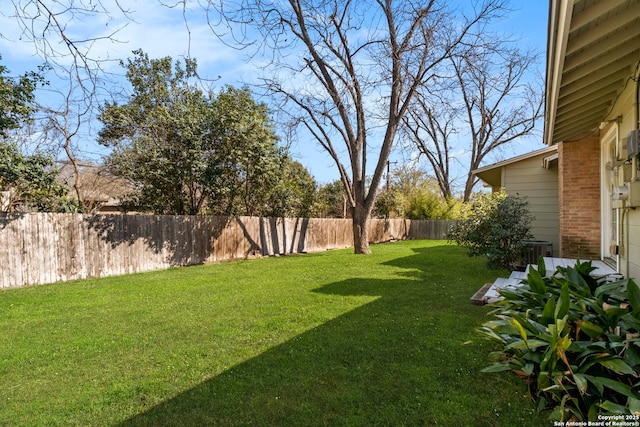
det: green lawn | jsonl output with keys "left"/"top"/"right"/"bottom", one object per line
{"left": 0, "top": 240, "right": 545, "bottom": 426}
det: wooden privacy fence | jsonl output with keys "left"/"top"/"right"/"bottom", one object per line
{"left": 0, "top": 213, "right": 456, "bottom": 289}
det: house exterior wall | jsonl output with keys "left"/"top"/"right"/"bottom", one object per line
{"left": 601, "top": 81, "right": 640, "bottom": 279}
{"left": 502, "top": 154, "right": 559, "bottom": 256}
{"left": 629, "top": 217, "right": 640, "bottom": 279}
{"left": 558, "top": 137, "right": 601, "bottom": 259}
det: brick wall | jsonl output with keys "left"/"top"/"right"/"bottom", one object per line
{"left": 558, "top": 137, "right": 601, "bottom": 259}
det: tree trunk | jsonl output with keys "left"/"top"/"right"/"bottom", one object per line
{"left": 352, "top": 204, "right": 371, "bottom": 254}
{"left": 463, "top": 169, "right": 478, "bottom": 202}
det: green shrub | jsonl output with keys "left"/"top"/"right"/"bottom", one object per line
{"left": 448, "top": 191, "right": 533, "bottom": 269}
{"left": 479, "top": 258, "right": 640, "bottom": 422}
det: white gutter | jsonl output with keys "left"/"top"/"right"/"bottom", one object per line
{"left": 544, "top": 0, "right": 574, "bottom": 146}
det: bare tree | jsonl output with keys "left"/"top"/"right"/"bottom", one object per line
{"left": 36, "top": 68, "right": 95, "bottom": 209}
{"left": 203, "top": 0, "right": 509, "bottom": 253}
{"left": 403, "top": 93, "right": 460, "bottom": 200}
{"left": 403, "top": 32, "right": 544, "bottom": 202}
{"left": 4, "top": 1, "right": 135, "bottom": 210}
{"left": 4, "top": 0, "right": 131, "bottom": 94}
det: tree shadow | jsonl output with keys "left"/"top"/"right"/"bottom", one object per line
{"left": 256, "top": 217, "right": 310, "bottom": 256}
{"left": 0, "top": 212, "right": 25, "bottom": 229}
{"left": 85, "top": 215, "right": 314, "bottom": 266}
{"left": 85, "top": 214, "right": 232, "bottom": 266}
{"left": 117, "top": 246, "right": 539, "bottom": 426}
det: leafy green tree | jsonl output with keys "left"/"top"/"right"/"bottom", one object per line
{"left": 99, "top": 50, "right": 213, "bottom": 214}
{"left": 0, "top": 56, "right": 46, "bottom": 138}
{"left": 314, "top": 180, "right": 349, "bottom": 218}
{"left": 0, "top": 59, "right": 74, "bottom": 212}
{"left": 99, "top": 51, "right": 285, "bottom": 216}
{"left": 265, "top": 157, "right": 317, "bottom": 218}
{"left": 205, "top": 85, "right": 285, "bottom": 216}
{"left": 0, "top": 141, "right": 77, "bottom": 212}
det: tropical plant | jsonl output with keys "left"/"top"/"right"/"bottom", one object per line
{"left": 479, "top": 258, "right": 640, "bottom": 422}
{"left": 448, "top": 191, "right": 533, "bottom": 269}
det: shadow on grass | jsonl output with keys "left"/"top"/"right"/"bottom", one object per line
{"left": 117, "top": 246, "right": 540, "bottom": 426}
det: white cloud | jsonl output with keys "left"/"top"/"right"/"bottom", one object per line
{"left": 0, "top": 0, "right": 257, "bottom": 84}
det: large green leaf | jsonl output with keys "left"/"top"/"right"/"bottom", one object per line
{"left": 574, "top": 341, "right": 608, "bottom": 364}
{"left": 598, "top": 400, "right": 629, "bottom": 414}
{"left": 598, "top": 358, "right": 636, "bottom": 375}
{"left": 575, "top": 320, "right": 604, "bottom": 339}
{"left": 623, "top": 342, "right": 640, "bottom": 368}
{"left": 482, "top": 319, "right": 518, "bottom": 335}
{"left": 629, "top": 397, "right": 640, "bottom": 415}
{"left": 583, "top": 375, "right": 640, "bottom": 399}
{"left": 572, "top": 340, "right": 607, "bottom": 351}
{"left": 541, "top": 297, "right": 556, "bottom": 325}
{"left": 563, "top": 267, "right": 588, "bottom": 290}
{"left": 587, "top": 404, "right": 600, "bottom": 422}
{"left": 621, "top": 313, "right": 640, "bottom": 331}
{"left": 628, "top": 280, "right": 640, "bottom": 314}
{"left": 579, "top": 352, "right": 619, "bottom": 373}
{"left": 476, "top": 327, "right": 506, "bottom": 344}
{"left": 554, "top": 315, "right": 569, "bottom": 337}
{"left": 573, "top": 373, "right": 588, "bottom": 395}
{"left": 595, "top": 279, "right": 629, "bottom": 298}
{"left": 512, "top": 313, "right": 541, "bottom": 334}
{"left": 523, "top": 363, "right": 534, "bottom": 375}
{"left": 506, "top": 339, "right": 549, "bottom": 350}
{"left": 537, "top": 256, "right": 546, "bottom": 277}
{"left": 510, "top": 318, "right": 528, "bottom": 343}
{"left": 481, "top": 363, "right": 512, "bottom": 373}
{"left": 527, "top": 266, "right": 546, "bottom": 295}
{"left": 605, "top": 306, "right": 632, "bottom": 328}
{"left": 555, "top": 282, "right": 570, "bottom": 320}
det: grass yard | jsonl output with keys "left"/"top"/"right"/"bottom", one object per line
{"left": 0, "top": 240, "right": 545, "bottom": 426}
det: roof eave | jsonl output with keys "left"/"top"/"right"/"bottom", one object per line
{"left": 544, "top": 0, "right": 573, "bottom": 146}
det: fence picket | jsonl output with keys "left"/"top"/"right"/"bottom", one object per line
{"left": 0, "top": 213, "right": 455, "bottom": 288}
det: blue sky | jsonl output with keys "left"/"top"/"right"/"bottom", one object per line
{"left": 0, "top": 1, "right": 549, "bottom": 187}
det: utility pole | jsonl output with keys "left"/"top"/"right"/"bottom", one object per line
{"left": 386, "top": 160, "right": 397, "bottom": 191}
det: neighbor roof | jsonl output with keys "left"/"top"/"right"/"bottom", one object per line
{"left": 545, "top": 0, "right": 640, "bottom": 145}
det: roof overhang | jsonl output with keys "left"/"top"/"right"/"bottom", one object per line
{"left": 473, "top": 145, "right": 558, "bottom": 188}
{"left": 544, "top": 0, "right": 640, "bottom": 146}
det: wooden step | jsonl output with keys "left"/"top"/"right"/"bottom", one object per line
{"left": 470, "top": 282, "right": 493, "bottom": 306}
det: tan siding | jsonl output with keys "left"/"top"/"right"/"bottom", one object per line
{"left": 501, "top": 154, "right": 560, "bottom": 256}
{"left": 507, "top": 189, "right": 559, "bottom": 198}
{"left": 627, "top": 211, "right": 640, "bottom": 279}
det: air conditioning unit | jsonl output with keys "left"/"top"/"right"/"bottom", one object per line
{"left": 628, "top": 129, "right": 640, "bottom": 158}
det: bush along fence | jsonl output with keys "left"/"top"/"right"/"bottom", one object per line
{"left": 0, "top": 213, "right": 455, "bottom": 289}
